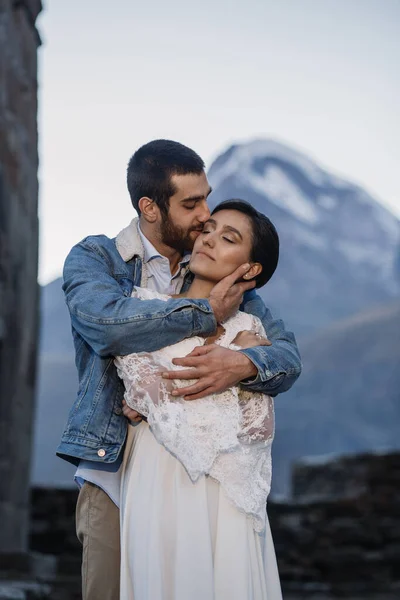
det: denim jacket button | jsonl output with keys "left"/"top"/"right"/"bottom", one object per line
{"left": 97, "top": 449, "right": 106, "bottom": 457}
{"left": 114, "top": 407, "right": 122, "bottom": 415}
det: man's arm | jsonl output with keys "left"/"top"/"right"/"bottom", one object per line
{"left": 63, "top": 237, "right": 216, "bottom": 356}
{"left": 239, "top": 290, "right": 302, "bottom": 395}
{"left": 162, "top": 290, "right": 301, "bottom": 399}
{"left": 63, "top": 237, "right": 253, "bottom": 357}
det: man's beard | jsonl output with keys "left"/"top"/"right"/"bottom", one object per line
{"left": 160, "top": 214, "right": 202, "bottom": 254}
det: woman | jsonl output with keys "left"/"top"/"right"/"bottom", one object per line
{"left": 115, "top": 200, "right": 282, "bottom": 600}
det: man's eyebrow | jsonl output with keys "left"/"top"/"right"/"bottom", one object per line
{"left": 181, "top": 187, "right": 213, "bottom": 203}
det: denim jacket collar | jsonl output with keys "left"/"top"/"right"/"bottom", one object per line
{"left": 115, "top": 218, "right": 149, "bottom": 286}
{"left": 115, "top": 218, "right": 144, "bottom": 262}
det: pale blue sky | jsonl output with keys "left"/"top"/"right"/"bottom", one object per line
{"left": 37, "top": 0, "right": 400, "bottom": 283}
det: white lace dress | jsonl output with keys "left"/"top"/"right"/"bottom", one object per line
{"left": 115, "top": 288, "right": 282, "bottom": 600}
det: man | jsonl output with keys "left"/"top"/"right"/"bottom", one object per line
{"left": 58, "top": 139, "right": 301, "bottom": 600}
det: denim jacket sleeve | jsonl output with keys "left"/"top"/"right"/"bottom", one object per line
{"left": 239, "top": 290, "right": 302, "bottom": 396}
{"left": 63, "top": 238, "right": 217, "bottom": 356}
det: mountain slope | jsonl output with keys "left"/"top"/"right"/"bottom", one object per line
{"left": 31, "top": 353, "right": 77, "bottom": 486}
{"left": 272, "top": 301, "right": 400, "bottom": 495}
{"left": 39, "top": 278, "right": 73, "bottom": 354}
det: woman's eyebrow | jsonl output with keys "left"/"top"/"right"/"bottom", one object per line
{"left": 223, "top": 225, "right": 243, "bottom": 240}
{"left": 205, "top": 219, "right": 243, "bottom": 239}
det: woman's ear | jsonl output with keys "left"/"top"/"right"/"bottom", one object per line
{"left": 243, "top": 262, "right": 262, "bottom": 281}
{"left": 138, "top": 197, "right": 159, "bottom": 223}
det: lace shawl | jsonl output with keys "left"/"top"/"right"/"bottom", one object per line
{"left": 114, "top": 287, "right": 274, "bottom": 532}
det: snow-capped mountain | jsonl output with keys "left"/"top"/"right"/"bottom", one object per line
{"left": 31, "top": 139, "right": 400, "bottom": 489}
{"left": 208, "top": 139, "right": 400, "bottom": 336}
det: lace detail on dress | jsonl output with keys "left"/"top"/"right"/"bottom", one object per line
{"left": 114, "top": 288, "right": 274, "bottom": 532}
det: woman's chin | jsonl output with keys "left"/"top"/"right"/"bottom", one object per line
{"left": 190, "top": 264, "right": 216, "bottom": 280}
{"left": 189, "top": 266, "right": 206, "bottom": 278}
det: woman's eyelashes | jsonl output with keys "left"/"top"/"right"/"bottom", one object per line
{"left": 202, "top": 230, "right": 235, "bottom": 244}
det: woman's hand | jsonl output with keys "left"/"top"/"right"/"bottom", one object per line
{"left": 231, "top": 330, "right": 271, "bottom": 349}
{"left": 122, "top": 399, "right": 144, "bottom": 423}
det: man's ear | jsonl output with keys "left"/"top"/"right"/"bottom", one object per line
{"left": 243, "top": 262, "right": 262, "bottom": 281}
{"left": 138, "top": 197, "right": 159, "bottom": 223}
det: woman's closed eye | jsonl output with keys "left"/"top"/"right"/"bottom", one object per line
{"left": 202, "top": 230, "right": 235, "bottom": 243}
{"left": 202, "top": 230, "right": 234, "bottom": 243}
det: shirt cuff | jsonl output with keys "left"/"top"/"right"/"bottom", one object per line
{"left": 238, "top": 348, "right": 264, "bottom": 386}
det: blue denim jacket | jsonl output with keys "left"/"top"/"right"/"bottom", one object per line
{"left": 57, "top": 220, "right": 301, "bottom": 466}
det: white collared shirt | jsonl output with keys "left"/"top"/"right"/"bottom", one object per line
{"left": 138, "top": 225, "right": 191, "bottom": 295}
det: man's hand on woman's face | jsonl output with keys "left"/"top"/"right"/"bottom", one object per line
{"left": 209, "top": 263, "right": 256, "bottom": 323}
{"left": 161, "top": 345, "right": 259, "bottom": 401}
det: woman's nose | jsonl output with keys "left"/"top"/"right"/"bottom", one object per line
{"left": 203, "top": 232, "right": 215, "bottom": 247}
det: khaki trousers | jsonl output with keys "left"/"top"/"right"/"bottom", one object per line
{"left": 76, "top": 482, "right": 121, "bottom": 600}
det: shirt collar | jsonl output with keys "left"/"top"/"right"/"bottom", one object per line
{"left": 138, "top": 224, "right": 161, "bottom": 263}
{"left": 138, "top": 224, "right": 191, "bottom": 266}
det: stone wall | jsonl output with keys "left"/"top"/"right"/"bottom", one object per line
{"left": 273, "top": 451, "right": 400, "bottom": 599}
{"left": 21, "top": 451, "right": 400, "bottom": 599}
{"left": 0, "top": 0, "right": 42, "bottom": 553}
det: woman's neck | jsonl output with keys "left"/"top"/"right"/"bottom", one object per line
{"left": 181, "top": 277, "right": 215, "bottom": 299}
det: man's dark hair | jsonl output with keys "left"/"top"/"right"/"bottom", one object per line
{"left": 127, "top": 140, "right": 205, "bottom": 215}
{"left": 211, "top": 199, "right": 279, "bottom": 288}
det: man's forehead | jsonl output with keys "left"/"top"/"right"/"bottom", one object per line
{"left": 170, "top": 172, "right": 211, "bottom": 198}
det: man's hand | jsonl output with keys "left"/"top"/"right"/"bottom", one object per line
{"left": 162, "top": 344, "right": 258, "bottom": 400}
{"left": 209, "top": 263, "right": 256, "bottom": 323}
{"left": 232, "top": 330, "right": 271, "bottom": 349}
{"left": 122, "top": 399, "right": 143, "bottom": 423}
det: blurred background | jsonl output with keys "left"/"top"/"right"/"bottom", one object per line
{"left": 1, "top": 1, "right": 399, "bottom": 598}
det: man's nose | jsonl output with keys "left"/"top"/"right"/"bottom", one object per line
{"left": 197, "top": 200, "right": 210, "bottom": 223}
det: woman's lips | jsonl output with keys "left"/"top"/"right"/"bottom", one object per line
{"left": 195, "top": 250, "right": 215, "bottom": 261}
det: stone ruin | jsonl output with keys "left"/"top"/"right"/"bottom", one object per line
{"left": 0, "top": 1, "right": 44, "bottom": 598}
